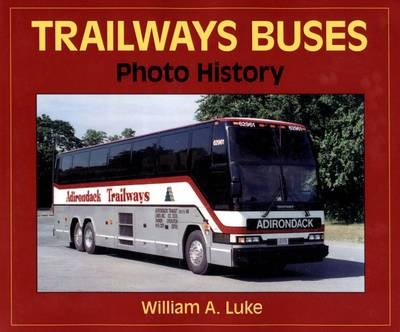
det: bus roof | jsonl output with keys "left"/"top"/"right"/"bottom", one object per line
{"left": 215, "top": 117, "right": 306, "bottom": 128}
{"left": 57, "top": 117, "right": 306, "bottom": 156}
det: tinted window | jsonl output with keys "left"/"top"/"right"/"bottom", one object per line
{"left": 132, "top": 138, "right": 157, "bottom": 177}
{"left": 212, "top": 123, "right": 227, "bottom": 164}
{"left": 109, "top": 143, "right": 131, "bottom": 166}
{"left": 210, "top": 124, "right": 230, "bottom": 208}
{"left": 229, "top": 127, "right": 278, "bottom": 163}
{"left": 229, "top": 126, "right": 318, "bottom": 208}
{"left": 209, "top": 170, "right": 230, "bottom": 209}
{"left": 57, "top": 155, "right": 73, "bottom": 183}
{"left": 190, "top": 126, "right": 211, "bottom": 170}
{"left": 88, "top": 147, "right": 109, "bottom": 181}
{"left": 73, "top": 152, "right": 89, "bottom": 169}
{"left": 90, "top": 148, "right": 108, "bottom": 167}
{"left": 54, "top": 157, "right": 61, "bottom": 183}
{"left": 69, "top": 151, "right": 89, "bottom": 181}
{"left": 190, "top": 126, "right": 212, "bottom": 199}
{"left": 108, "top": 143, "right": 132, "bottom": 178}
{"left": 280, "top": 130, "right": 315, "bottom": 165}
{"left": 229, "top": 126, "right": 315, "bottom": 165}
{"left": 61, "top": 155, "right": 73, "bottom": 171}
{"left": 159, "top": 132, "right": 189, "bottom": 173}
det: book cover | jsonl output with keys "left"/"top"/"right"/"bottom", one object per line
{"left": 1, "top": 0, "right": 399, "bottom": 331}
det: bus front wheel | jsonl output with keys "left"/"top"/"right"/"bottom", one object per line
{"left": 83, "top": 222, "right": 97, "bottom": 254}
{"left": 185, "top": 230, "right": 210, "bottom": 275}
{"left": 73, "top": 223, "right": 85, "bottom": 252}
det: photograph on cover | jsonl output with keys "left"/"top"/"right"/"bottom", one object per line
{"left": 37, "top": 94, "right": 364, "bottom": 292}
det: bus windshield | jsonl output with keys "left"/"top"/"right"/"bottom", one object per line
{"left": 228, "top": 125, "right": 318, "bottom": 208}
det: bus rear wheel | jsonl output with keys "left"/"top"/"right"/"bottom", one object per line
{"left": 185, "top": 230, "right": 210, "bottom": 275}
{"left": 83, "top": 222, "right": 97, "bottom": 254}
{"left": 73, "top": 223, "right": 85, "bottom": 252}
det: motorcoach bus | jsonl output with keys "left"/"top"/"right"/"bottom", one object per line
{"left": 53, "top": 117, "right": 328, "bottom": 274}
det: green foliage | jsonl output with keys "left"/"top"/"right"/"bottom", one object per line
{"left": 108, "top": 128, "right": 136, "bottom": 142}
{"left": 82, "top": 128, "right": 137, "bottom": 144}
{"left": 37, "top": 114, "right": 82, "bottom": 208}
{"left": 82, "top": 129, "right": 107, "bottom": 146}
{"left": 121, "top": 128, "right": 136, "bottom": 138}
{"left": 108, "top": 134, "right": 121, "bottom": 142}
{"left": 196, "top": 94, "right": 364, "bottom": 223}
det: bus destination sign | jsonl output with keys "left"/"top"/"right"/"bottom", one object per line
{"left": 247, "top": 217, "right": 322, "bottom": 231}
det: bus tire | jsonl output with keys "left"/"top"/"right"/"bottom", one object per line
{"left": 83, "top": 222, "right": 97, "bottom": 254}
{"left": 185, "top": 230, "right": 210, "bottom": 275}
{"left": 73, "top": 222, "right": 85, "bottom": 252}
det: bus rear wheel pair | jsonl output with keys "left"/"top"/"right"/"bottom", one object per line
{"left": 73, "top": 222, "right": 97, "bottom": 254}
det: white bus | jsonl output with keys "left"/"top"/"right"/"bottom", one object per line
{"left": 53, "top": 117, "right": 328, "bottom": 274}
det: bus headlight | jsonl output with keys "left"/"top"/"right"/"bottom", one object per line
{"left": 237, "top": 236, "right": 261, "bottom": 244}
{"left": 308, "top": 233, "right": 324, "bottom": 241}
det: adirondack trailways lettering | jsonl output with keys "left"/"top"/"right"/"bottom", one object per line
{"left": 116, "top": 62, "right": 285, "bottom": 84}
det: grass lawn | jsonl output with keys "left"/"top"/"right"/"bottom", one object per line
{"left": 324, "top": 222, "right": 364, "bottom": 243}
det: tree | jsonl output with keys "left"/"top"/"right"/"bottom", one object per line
{"left": 37, "top": 114, "right": 81, "bottom": 208}
{"left": 107, "top": 134, "right": 121, "bottom": 142}
{"left": 317, "top": 97, "right": 364, "bottom": 223}
{"left": 108, "top": 128, "right": 136, "bottom": 142}
{"left": 82, "top": 129, "right": 107, "bottom": 146}
{"left": 121, "top": 128, "right": 136, "bottom": 138}
{"left": 196, "top": 94, "right": 364, "bottom": 223}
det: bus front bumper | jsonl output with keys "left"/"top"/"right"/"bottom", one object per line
{"left": 232, "top": 244, "right": 329, "bottom": 266}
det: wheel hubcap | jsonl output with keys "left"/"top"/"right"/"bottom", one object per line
{"left": 85, "top": 228, "right": 93, "bottom": 249}
{"left": 189, "top": 240, "right": 204, "bottom": 266}
{"left": 75, "top": 227, "right": 82, "bottom": 246}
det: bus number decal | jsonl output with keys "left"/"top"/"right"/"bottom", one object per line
{"left": 288, "top": 125, "right": 305, "bottom": 131}
{"left": 213, "top": 139, "right": 225, "bottom": 146}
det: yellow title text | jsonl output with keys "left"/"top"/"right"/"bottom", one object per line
{"left": 31, "top": 19, "right": 368, "bottom": 52}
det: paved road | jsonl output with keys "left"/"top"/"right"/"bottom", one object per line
{"left": 38, "top": 216, "right": 364, "bottom": 292}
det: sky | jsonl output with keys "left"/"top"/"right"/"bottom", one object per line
{"left": 37, "top": 94, "right": 202, "bottom": 138}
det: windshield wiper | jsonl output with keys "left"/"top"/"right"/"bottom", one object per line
{"left": 263, "top": 166, "right": 291, "bottom": 217}
{"left": 262, "top": 184, "right": 284, "bottom": 217}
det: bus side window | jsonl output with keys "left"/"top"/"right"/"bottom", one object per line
{"left": 108, "top": 143, "right": 132, "bottom": 178}
{"left": 211, "top": 123, "right": 230, "bottom": 209}
{"left": 132, "top": 138, "right": 157, "bottom": 177}
{"left": 190, "top": 126, "right": 212, "bottom": 198}
{"left": 88, "top": 147, "right": 109, "bottom": 181}
{"left": 212, "top": 123, "right": 228, "bottom": 165}
{"left": 159, "top": 132, "right": 189, "bottom": 174}
{"left": 58, "top": 155, "right": 73, "bottom": 183}
{"left": 54, "top": 157, "right": 60, "bottom": 183}
{"left": 71, "top": 151, "right": 89, "bottom": 182}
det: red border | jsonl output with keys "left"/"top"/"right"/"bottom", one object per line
{"left": 9, "top": 5, "right": 388, "bottom": 326}
{"left": 3, "top": 2, "right": 398, "bottom": 331}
